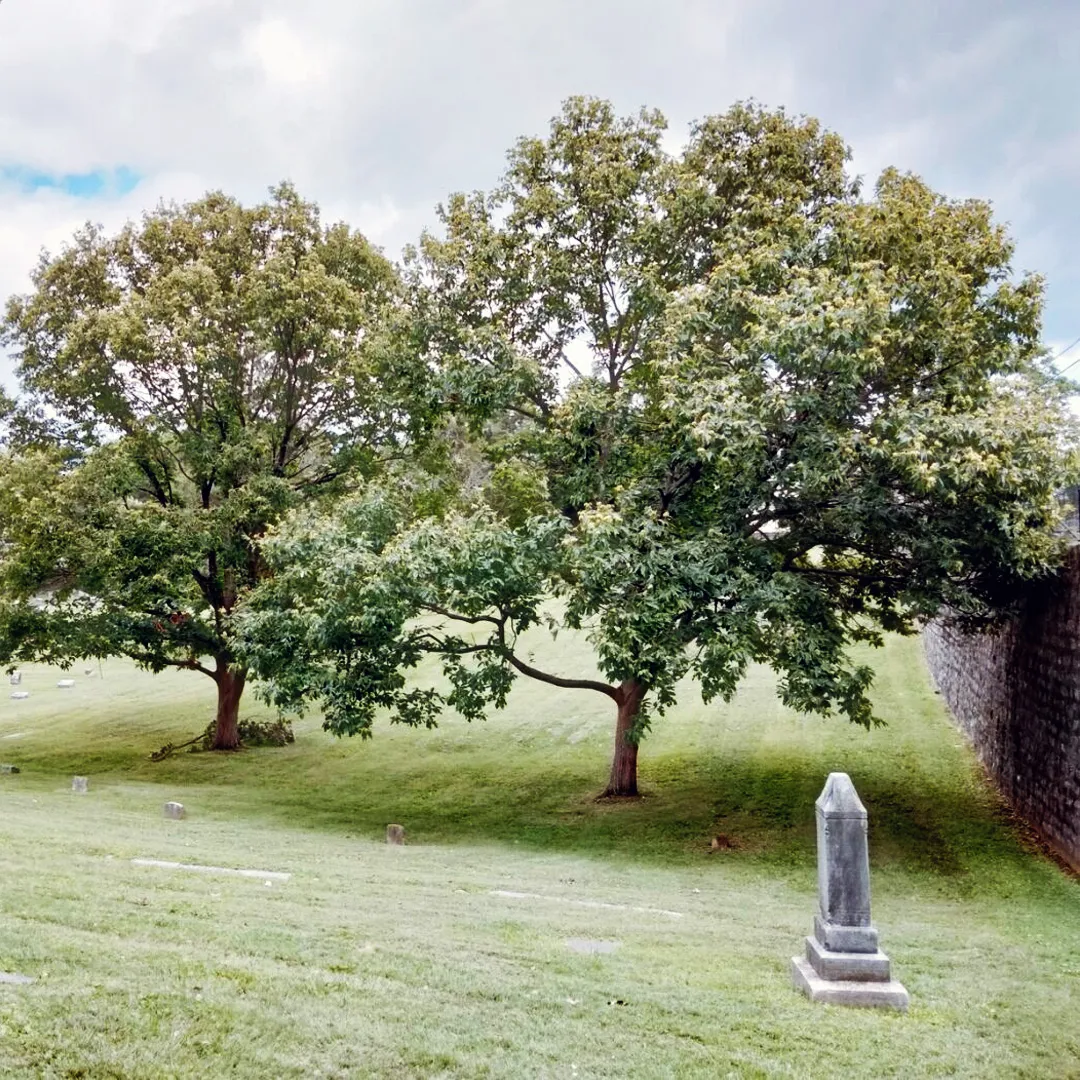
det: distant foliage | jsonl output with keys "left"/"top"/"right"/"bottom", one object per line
{"left": 243, "top": 97, "right": 1079, "bottom": 791}
{"left": 0, "top": 183, "right": 434, "bottom": 749}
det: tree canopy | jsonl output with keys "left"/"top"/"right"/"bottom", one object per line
{"left": 241, "top": 98, "right": 1078, "bottom": 795}
{"left": 0, "top": 183, "right": 431, "bottom": 748}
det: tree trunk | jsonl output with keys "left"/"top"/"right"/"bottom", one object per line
{"left": 604, "top": 679, "right": 646, "bottom": 797}
{"left": 212, "top": 656, "right": 247, "bottom": 751}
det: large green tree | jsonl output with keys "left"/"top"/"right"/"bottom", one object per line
{"left": 241, "top": 99, "right": 1078, "bottom": 794}
{"left": 0, "top": 183, "right": 429, "bottom": 748}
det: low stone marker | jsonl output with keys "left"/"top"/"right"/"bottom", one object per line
{"left": 0, "top": 764, "right": 20, "bottom": 774}
{"left": 9, "top": 672, "right": 20, "bottom": 686}
{"left": 491, "top": 889, "right": 683, "bottom": 919}
{"left": 386, "top": 824, "right": 406, "bottom": 845}
{"left": 0, "top": 972, "right": 34, "bottom": 985}
{"left": 131, "top": 858, "right": 291, "bottom": 881}
{"left": 10, "top": 692, "right": 28, "bottom": 700}
{"left": 791, "top": 772, "right": 909, "bottom": 1010}
{"left": 72, "top": 776, "right": 89, "bottom": 794}
{"left": 57, "top": 679, "right": 75, "bottom": 688}
{"left": 566, "top": 938, "right": 620, "bottom": 954}
{"left": 164, "top": 801, "right": 186, "bottom": 820}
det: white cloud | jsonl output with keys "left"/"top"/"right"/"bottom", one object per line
{"left": 242, "top": 16, "right": 340, "bottom": 89}
{"left": 1, "top": 0, "right": 1078, "bottom": 393}
{"left": 847, "top": 120, "right": 937, "bottom": 193}
{"left": 0, "top": 169, "right": 213, "bottom": 388}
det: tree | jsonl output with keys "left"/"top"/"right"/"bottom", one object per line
{"left": 0, "top": 184, "right": 429, "bottom": 749}
{"left": 240, "top": 99, "right": 1078, "bottom": 794}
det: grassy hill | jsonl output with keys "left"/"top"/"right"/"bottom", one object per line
{"left": 1, "top": 636, "right": 1078, "bottom": 1078}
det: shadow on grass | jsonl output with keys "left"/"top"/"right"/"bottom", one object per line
{"left": 4, "top": 636, "right": 1058, "bottom": 898}
{"left": 133, "top": 735, "right": 1037, "bottom": 900}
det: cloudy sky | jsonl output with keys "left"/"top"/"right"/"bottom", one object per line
{"left": 2, "top": 0, "right": 1078, "bottom": 389}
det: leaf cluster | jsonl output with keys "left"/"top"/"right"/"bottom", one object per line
{"left": 246, "top": 98, "right": 1079, "bottom": 741}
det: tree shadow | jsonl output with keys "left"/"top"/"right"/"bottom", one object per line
{"left": 174, "top": 729, "right": 1046, "bottom": 901}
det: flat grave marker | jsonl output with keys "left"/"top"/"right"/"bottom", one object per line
{"left": 131, "top": 858, "right": 291, "bottom": 881}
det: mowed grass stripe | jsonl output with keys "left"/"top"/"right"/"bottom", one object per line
{"left": 1, "top": 634, "right": 1079, "bottom": 1077}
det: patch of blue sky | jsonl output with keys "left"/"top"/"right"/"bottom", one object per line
{"left": 0, "top": 165, "right": 141, "bottom": 197}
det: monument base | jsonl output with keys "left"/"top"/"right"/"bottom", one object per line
{"left": 804, "top": 935, "right": 891, "bottom": 981}
{"left": 814, "top": 914, "right": 878, "bottom": 954}
{"left": 791, "top": 956, "right": 908, "bottom": 1010}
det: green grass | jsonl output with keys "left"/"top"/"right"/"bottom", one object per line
{"left": 1, "top": 636, "right": 1078, "bottom": 1078}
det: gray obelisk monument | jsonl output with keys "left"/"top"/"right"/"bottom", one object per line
{"left": 792, "top": 772, "right": 909, "bottom": 1009}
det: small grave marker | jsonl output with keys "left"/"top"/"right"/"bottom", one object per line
{"left": 131, "top": 858, "right": 290, "bottom": 881}
{"left": 791, "top": 773, "right": 909, "bottom": 1010}
{"left": 491, "top": 889, "right": 683, "bottom": 919}
{"left": 72, "top": 776, "right": 89, "bottom": 794}
{"left": 164, "top": 801, "right": 186, "bottom": 820}
{"left": 57, "top": 679, "right": 75, "bottom": 688}
{"left": 0, "top": 972, "right": 34, "bottom": 985}
{"left": 566, "top": 938, "right": 620, "bottom": 954}
{"left": 386, "top": 824, "right": 406, "bottom": 845}
{"left": 0, "top": 764, "right": 20, "bottom": 774}
{"left": 9, "top": 673, "right": 20, "bottom": 686}
{"left": 10, "top": 692, "right": 28, "bottom": 700}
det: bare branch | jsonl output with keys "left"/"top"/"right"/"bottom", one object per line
{"left": 419, "top": 603, "right": 504, "bottom": 628}
{"left": 123, "top": 649, "right": 216, "bottom": 679}
{"left": 503, "top": 650, "right": 619, "bottom": 700}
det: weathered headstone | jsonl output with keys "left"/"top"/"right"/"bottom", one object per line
{"left": 57, "top": 679, "right": 75, "bottom": 688}
{"left": 0, "top": 972, "right": 34, "bottom": 985}
{"left": 386, "top": 824, "right": 405, "bottom": 845}
{"left": 9, "top": 672, "right": 20, "bottom": 686}
{"left": 791, "top": 773, "right": 909, "bottom": 1010}
{"left": 10, "top": 692, "right": 29, "bottom": 700}
{"left": 164, "top": 801, "right": 186, "bottom": 820}
{"left": 72, "top": 776, "right": 89, "bottom": 794}
{"left": 0, "top": 764, "right": 20, "bottom": 774}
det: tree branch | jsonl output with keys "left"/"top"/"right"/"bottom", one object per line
{"left": 503, "top": 650, "right": 619, "bottom": 700}
{"left": 412, "top": 632, "right": 492, "bottom": 656}
{"left": 420, "top": 603, "right": 504, "bottom": 627}
{"left": 123, "top": 649, "right": 216, "bottom": 679}
{"left": 418, "top": 605, "right": 620, "bottom": 700}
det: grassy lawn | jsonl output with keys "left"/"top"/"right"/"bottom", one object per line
{"left": 1, "top": 635, "right": 1078, "bottom": 1078}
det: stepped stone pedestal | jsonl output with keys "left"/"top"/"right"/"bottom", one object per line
{"left": 791, "top": 772, "right": 909, "bottom": 1011}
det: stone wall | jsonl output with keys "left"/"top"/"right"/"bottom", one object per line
{"left": 923, "top": 547, "right": 1080, "bottom": 871}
